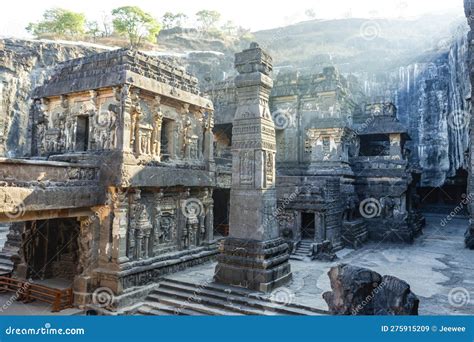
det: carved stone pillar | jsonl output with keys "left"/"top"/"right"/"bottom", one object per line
{"left": 214, "top": 43, "right": 292, "bottom": 292}
{"left": 203, "top": 110, "right": 215, "bottom": 171}
{"left": 73, "top": 217, "right": 94, "bottom": 307}
{"left": 127, "top": 190, "right": 141, "bottom": 259}
{"left": 118, "top": 85, "right": 132, "bottom": 153}
{"left": 314, "top": 212, "right": 325, "bottom": 243}
{"left": 389, "top": 133, "right": 402, "bottom": 158}
{"left": 111, "top": 189, "right": 129, "bottom": 264}
{"left": 205, "top": 203, "right": 214, "bottom": 243}
{"left": 152, "top": 96, "right": 163, "bottom": 161}
{"left": 130, "top": 89, "right": 142, "bottom": 154}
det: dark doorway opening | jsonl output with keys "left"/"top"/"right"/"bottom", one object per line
{"left": 213, "top": 189, "right": 230, "bottom": 237}
{"left": 75, "top": 116, "right": 89, "bottom": 151}
{"left": 23, "top": 218, "right": 79, "bottom": 282}
{"left": 301, "top": 212, "right": 315, "bottom": 240}
{"left": 417, "top": 169, "right": 468, "bottom": 215}
{"left": 160, "top": 118, "right": 173, "bottom": 159}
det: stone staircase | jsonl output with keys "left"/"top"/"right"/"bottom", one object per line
{"left": 0, "top": 224, "right": 9, "bottom": 249}
{"left": 290, "top": 240, "right": 313, "bottom": 261}
{"left": 0, "top": 223, "right": 20, "bottom": 276}
{"left": 137, "top": 277, "right": 327, "bottom": 316}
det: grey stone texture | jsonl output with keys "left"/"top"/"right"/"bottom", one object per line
{"left": 464, "top": 0, "right": 474, "bottom": 249}
{"left": 323, "top": 264, "right": 419, "bottom": 315}
{"left": 214, "top": 43, "right": 292, "bottom": 292}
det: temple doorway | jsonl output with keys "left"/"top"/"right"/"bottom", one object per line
{"left": 301, "top": 212, "right": 315, "bottom": 240}
{"left": 417, "top": 169, "right": 468, "bottom": 215}
{"left": 213, "top": 189, "right": 230, "bottom": 237}
{"left": 23, "top": 218, "right": 79, "bottom": 282}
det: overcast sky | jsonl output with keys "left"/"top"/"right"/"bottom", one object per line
{"left": 0, "top": 0, "right": 464, "bottom": 38}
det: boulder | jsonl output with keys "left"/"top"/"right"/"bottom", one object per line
{"left": 323, "top": 264, "right": 419, "bottom": 315}
{"left": 322, "top": 264, "right": 382, "bottom": 315}
{"left": 373, "top": 275, "right": 419, "bottom": 315}
{"left": 465, "top": 227, "right": 474, "bottom": 249}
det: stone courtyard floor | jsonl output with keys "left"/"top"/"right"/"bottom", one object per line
{"left": 167, "top": 213, "right": 474, "bottom": 315}
{"left": 0, "top": 213, "right": 471, "bottom": 315}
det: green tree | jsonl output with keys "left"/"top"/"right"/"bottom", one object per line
{"left": 162, "top": 12, "right": 188, "bottom": 29}
{"left": 26, "top": 8, "right": 86, "bottom": 38}
{"left": 195, "top": 10, "right": 221, "bottom": 31}
{"left": 111, "top": 6, "right": 161, "bottom": 47}
{"left": 305, "top": 9, "right": 316, "bottom": 19}
{"left": 221, "top": 20, "right": 237, "bottom": 35}
{"left": 86, "top": 21, "right": 101, "bottom": 41}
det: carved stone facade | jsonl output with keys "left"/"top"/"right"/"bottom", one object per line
{"left": 0, "top": 49, "right": 217, "bottom": 311}
{"left": 210, "top": 64, "right": 424, "bottom": 252}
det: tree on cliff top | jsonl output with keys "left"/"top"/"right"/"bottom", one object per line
{"left": 112, "top": 6, "right": 161, "bottom": 48}
{"left": 196, "top": 10, "right": 221, "bottom": 31}
{"left": 162, "top": 12, "right": 188, "bottom": 29}
{"left": 26, "top": 8, "right": 86, "bottom": 38}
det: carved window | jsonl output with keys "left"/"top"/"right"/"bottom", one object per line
{"left": 360, "top": 134, "right": 390, "bottom": 157}
{"left": 160, "top": 118, "right": 173, "bottom": 159}
{"left": 75, "top": 116, "right": 89, "bottom": 151}
{"left": 322, "top": 136, "right": 330, "bottom": 155}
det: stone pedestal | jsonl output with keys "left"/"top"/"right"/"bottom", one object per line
{"left": 214, "top": 43, "right": 291, "bottom": 292}
{"left": 215, "top": 238, "right": 291, "bottom": 292}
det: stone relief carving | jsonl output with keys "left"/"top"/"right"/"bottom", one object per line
{"left": 239, "top": 150, "right": 254, "bottom": 185}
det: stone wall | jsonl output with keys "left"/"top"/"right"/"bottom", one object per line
{"left": 0, "top": 39, "right": 103, "bottom": 157}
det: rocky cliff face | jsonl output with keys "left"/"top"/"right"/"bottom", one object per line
{"left": 361, "top": 25, "right": 471, "bottom": 187}
{"left": 0, "top": 39, "right": 102, "bottom": 157}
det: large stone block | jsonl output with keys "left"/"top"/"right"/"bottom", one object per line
{"left": 323, "top": 264, "right": 419, "bottom": 315}
{"left": 214, "top": 237, "right": 292, "bottom": 292}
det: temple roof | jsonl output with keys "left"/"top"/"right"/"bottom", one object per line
{"left": 34, "top": 49, "right": 201, "bottom": 99}
{"left": 356, "top": 116, "right": 410, "bottom": 138}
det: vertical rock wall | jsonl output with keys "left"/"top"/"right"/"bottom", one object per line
{"left": 360, "top": 24, "right": 471, "bottom": 187}
{"left": 0, "top": 39, "right": 101, "bottom": 157}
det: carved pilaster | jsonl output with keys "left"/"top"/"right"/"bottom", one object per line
{"left": 151, "top": 96, "right": 163, "bottom": 160}
{"left": 111, "top": 189, "right": 129, "bottom": 264}
{"left": 118, "top": 85, "right": 132, "bottom": 152}
{"left": 203, "top": 109, "right": 215, "bottom": 171}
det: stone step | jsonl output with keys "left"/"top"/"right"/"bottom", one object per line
{"left": 147, "top": 294, "right": 245, "bottom": 316}
{"left": 154, "top": 278, "right": 326, "bottom": 315}
{"left": 289, "top": 255, "right": 308, "bottom": 261}
{"left": 148, "top": 289, "right": 268, "bottom": 316}
{"left": 137, "top": 302, "right": 206, "bottom": 316}
{"left": 157, "top": 281, "right": 292, "bottom": 315}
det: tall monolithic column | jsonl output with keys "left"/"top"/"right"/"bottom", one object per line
{"left": 214, "top": 43, "right": 292, "bottom": 292}
{"left": 464, "top": 0, "right": 474, "bottom": 249}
